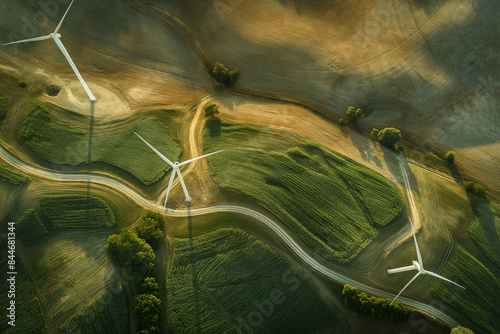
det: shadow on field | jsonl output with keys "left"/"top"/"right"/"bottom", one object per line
{"left": 187, "top": 204, "right": 203, "bottom": 333}
{"left": 220, "top": 94, "right": 245, "bottom": 111}
{"left": 206, "top": 118, "right": 222, "bottom": 138}
{"left": 85, "top": 101, "right": 95, "bottom": 228}
{"left": 350, "top": 134, "right": 382, "bottom": 168}
{"left": 468, "top": 196, "right": 500, "bottom": 260}
{"left": 383, "top": 148, "right": 420, "bottom": 195}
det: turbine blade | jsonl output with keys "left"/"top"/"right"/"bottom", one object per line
{"left": 176, "top": 168, "right": 191, "bottom": 202}
{"left": 52, "top": 37, "right": 95, "bottom": 101}
{"left": 163, "top": 169, "right": 177, "bottom": 209}
{"left": 410, "top": 219, "right": 424, "bottom": 268}
{"left": 3, "top": 35, "right": 52, "bottom": 46}
{"left": 54, "top": 0, "right": 76, "bottom": 34}
{"left": 178, "top": 150, "right": 224, "bottom": 167}
{"left": 387, "top": 264, "right": 418, "bottom": 274}
{"left": 390, "top": 272, "right": 421, "bottom": 305}
{"left": 133, "top": 132, "right": 175, "bottom": 167}
{"left": 426, "top": 271, "right": 465, "bottom": 289}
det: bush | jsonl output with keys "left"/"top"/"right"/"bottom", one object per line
{"left": 446, "top": 151, "right": 455, "bottom": 163}
{"left": 339, "top": 118, "right": 348, "bottom": 126}
{"left": 370, "top": 128, "right": 380, "bottom": 141}
{"left": 464, "top": 181, "right": 486, "bottom": 198}
{"left": 204, "top": 103, "right": 220, "bottom": 118}
{"left": 212, "top": 62, "right": 239, "bottom": 86}
{"left": 377, "top": 127, "right": 401, "bottom": 148}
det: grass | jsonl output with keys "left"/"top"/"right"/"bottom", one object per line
{"left": 20, "top": 103, "right": 182, "bottom": 185}
{"left": 17, "top": 208, "right": 49, "bottom": 244}
{"left": 167, "top": 228, "right": 336, "bottom": 333}
{"left": 0, "top": 250, "right": 46, "bottom": 333}
{"left": 26, "top": 231, "right": 115, "bottom": 331}
{"left": 59, "top": 289, "right": 128, "bottom": 334}
{"left": 203, "top": 119, "right": 403, "bottom": 263}
{"left": 0, "top": 163, "right": 31, "bottom": 185}
{"left": 468, "top": 200, "right": 500, "bottom": 266}
{"left": 431, "top": 245, "right": 500, "bottom": 333}
{"left": 39, "top": 194, "right": 115, "bottom": 229}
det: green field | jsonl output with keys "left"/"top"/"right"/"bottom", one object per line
{"left": 39, "top": 194, "right": 115, "bottom": 230}
{"left": 468, "top": 200, "right": 500, "bottom": 266}
{"left": 0, "top": 163, "right": 30, "bottom": 185}
{"left": 25, "top": 231, "right": 116, "bottom": 331}
{"left": 203, "top": 119, "right": 403, "bottom": 263}
{"left": 167, "top": 228, "right": 336, "bottom": 333}
{"left": 0, "top": 250, "right": 46, "bottom": 333}
{"left": 59, "top": 289, "right": 128, "bottom": 334}
{"left": 20, "top": 103, "right": 182, "bottom": 185}
{"left": 17, "top": 208, "right": 49, "bottom": 244}
{"left": 431, "top": 246, "right": 500, "bottom": 333}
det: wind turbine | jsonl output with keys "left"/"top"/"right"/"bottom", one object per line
{"left": 387, "top": 220, "right": 465, "bottom": 304}
{"left": 134, "top": 132, "right": 223, "bottom": 208}
{"left": 3, "top": 0, "right": 95, "bottom": 102}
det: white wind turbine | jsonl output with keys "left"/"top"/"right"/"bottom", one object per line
{"left": 134, "top": 132, "right": 223, "bottom": 208}
{"left": 387, "top": 220, "right": 465, "bottom": 304}
{"left": 3, "top": 0, "right": 95, "bottom": 102}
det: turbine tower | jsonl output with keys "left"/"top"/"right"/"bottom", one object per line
{"left": 387, "top": 220, "right": 465, "bottom": 304}
{"left": 3, "top": 0, "right": 95, "bottom": 102}
{"left": 134, "top": 132, "right": 223, "bottom": 208}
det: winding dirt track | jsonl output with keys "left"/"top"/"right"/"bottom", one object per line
{"left": 0, "top": 143, "right": 460, "bottom": 328}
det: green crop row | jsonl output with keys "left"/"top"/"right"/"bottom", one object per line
{"left": 167, "top": 228, "right": 336, "bottom": 333}
{"left": 203, "top": 119, "right": 403, "bottom": 263}
{"left": 20, "top": 103, "right": 182, "bottom": 185}
{"left": 0, "top": 163, "right": 30, "bottom": 185}
{"left": 431, "top": 246, "right": 500, "bottom": 333}
{"left": 40, "top": 194, "right": 115, "bottom": 229}
{"left": 59, "top": 289, "right": 127, "bottom": 334}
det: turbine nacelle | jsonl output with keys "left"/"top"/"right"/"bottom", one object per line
{"left": 49, "top": 33, "right": 62, "bottom": 39}
{"left": 413, "top": 260, "right": 425, "bottom": 274}
{"left": 134, "top": 132, "right": 223, "bottom": 209}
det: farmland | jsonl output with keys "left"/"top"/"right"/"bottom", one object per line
{"left": 0, "top": 163, "right": 30, "bottom": 185}
{"left": 24, "top": 230, "right": 117, "bottom": 332}
{"left": 40, "top": 194, "right": 115, "bottom": 230}
{"left": 20, "top": 103, "right": 183, "bottom": 185}
{"left": 59, "top": 288, "right": 128, "bottom": 334}
{"left": 167, "top": 228, "right": 336, "bottom": 333}
{"left": 431, "top": 246, "right": 500, "bottom": 333}
{"left": 203, "top": 119, "right": 403, "bottom": 263}
{"left": 0, "top": 250, "right": 46, "bottom": 333}
{"left": 468, "top": 200, "right": 500, "bottom": 267}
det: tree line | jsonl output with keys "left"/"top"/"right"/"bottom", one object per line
{"left": 106, "top": 211, "right": 165, "bottom": 334}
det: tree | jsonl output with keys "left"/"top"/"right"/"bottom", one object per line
{"left": 377, "top": 127, "right": 401, "bottom": 148}
{"left": 0, "top": 97, "right": 8, "bottom": 118}
{"left": 370, "top": 128, "right": 380, "bottom": 141}
{"left": 446, "top": 151, "right": 455, "bottom": 163}
{"left": 140, "top": 277, "right": 159, "bottom": 295}
{"left": 345, "top": 106, "right": 364, "bottom": 125}
{"left": 204, "top": 103, "right": 220, "bottom": 118}
{"left": 338, "top": 118, "right": 348, "bottom": 126}
{"left": 134, "top": 217, "right": 164, "bottom": 250}
{"left": 133, "top": 294, "right": 161, "bottom": 332}
{"left": 212, "top": 62, "right": 239, "bottom": 86}
{"left": 451, "top": 327, "right": 474, "bottom": 334}
{"left": 463, "top": 181, "right": 486, "bottom": 198}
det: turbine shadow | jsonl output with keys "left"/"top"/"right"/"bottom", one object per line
{"left": 187, "top": 204, "right": 202, "bottom": 333}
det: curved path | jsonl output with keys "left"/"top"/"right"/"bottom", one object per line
{"left": 0, "top": 144, "right": 460, "bottom": 328}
